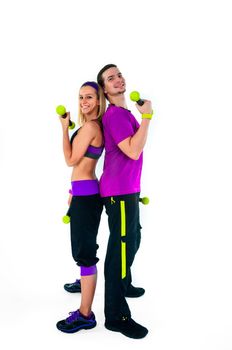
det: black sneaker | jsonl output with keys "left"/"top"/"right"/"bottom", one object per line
{"left": 56, "top": 310, "right": 96, "bottom": 333}
{"left": 64, "top": 279, "right": 81, "bottom": 293}
{"left": 105, "top": 316, "right": 148, "bottom": 339}
{"left": 125, "top": 285, "right": 145, "bottom": 298}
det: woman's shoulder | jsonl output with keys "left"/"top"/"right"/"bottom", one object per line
{"left": 82, "top": 120, "right": 102, "bottom": 134}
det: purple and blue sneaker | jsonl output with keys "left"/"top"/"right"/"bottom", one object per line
{"left": 64, "top": 279, "right": 81, "bottom": 293}
{"left": 56, "top": 310, "right": 96, "bottom": 333}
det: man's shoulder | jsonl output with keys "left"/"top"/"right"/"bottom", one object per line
{"left": 104, "top": 104, "right": 130, "bottom": 120}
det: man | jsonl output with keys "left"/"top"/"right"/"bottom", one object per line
{"left": 97, "top": 64, "right": 153, "bottom": 339}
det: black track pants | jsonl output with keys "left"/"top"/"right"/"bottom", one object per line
{"left": 103, "top": 193, "right": 141, "bottom": 321}
{"left": 69, "top": 194, "right": 103, "bottom": 267}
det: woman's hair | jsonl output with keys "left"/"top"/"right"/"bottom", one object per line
{"left": 78, "top": 81, "right": 106, "bottom": 126}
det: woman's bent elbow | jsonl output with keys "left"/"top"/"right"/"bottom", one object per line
{"left": 65, "top": 159, "right": 74, "bottom": 167}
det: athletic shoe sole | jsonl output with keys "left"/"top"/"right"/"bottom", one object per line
{"left": 57, "top": 321, "right": 96, "bottom": 333}
{"left": 105, "top": 323, "right": 148, "bottom": 339}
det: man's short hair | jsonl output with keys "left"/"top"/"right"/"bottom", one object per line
{"left": 97, "top": 64, "right": 117, "bottom": 88}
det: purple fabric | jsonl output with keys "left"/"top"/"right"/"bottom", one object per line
{"left": 66, "top": 310, "right": 95, "bottom": 323}
{"left": 81, "top": 81, "right": 99, "bottom": 92}
{"left": 99, "top": 105, "right": 143, "bottom": 197}
{"left": 71, "top": 180, "right": 99, "bottom": 196}
{"left": 80, "top": 265, "right": 97, "bottom": 276}
{"left": 86, "top": 145, "right": 103, "bottom": 155}
{"left": 66, "top": 311, "right": 80, "bottom": 324}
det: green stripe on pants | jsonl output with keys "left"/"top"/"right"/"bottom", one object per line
{"left": 120, "top": 201, "right": 126, "bottom": 279}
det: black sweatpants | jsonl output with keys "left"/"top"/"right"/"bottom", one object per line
{"left": 103, "top": 193, "right": 141, "bottom": 321}
{"left": 69, "top": 194, "right": 103, "bottom": 267}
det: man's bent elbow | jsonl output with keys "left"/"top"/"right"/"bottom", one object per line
{"left": 129, "top": 151, "right": 141, "bottom": 161}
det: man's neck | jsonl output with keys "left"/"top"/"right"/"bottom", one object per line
{"left": 109, "top": 94, "right": 127, "bottom": 109}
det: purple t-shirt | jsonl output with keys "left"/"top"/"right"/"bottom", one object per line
{"left": 99, "top": 104, "right": 143, "bottom": 197}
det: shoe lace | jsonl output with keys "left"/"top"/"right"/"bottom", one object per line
{"left": 66, "top": 310, "right": 80, "bottom": 324}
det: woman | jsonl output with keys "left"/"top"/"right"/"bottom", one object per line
{"left": 56, "top": 81, "right": 105, "bottom": 333}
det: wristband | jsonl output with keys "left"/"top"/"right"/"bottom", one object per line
{"left": 142, "top": 113, "right": 153, "bottom": 120}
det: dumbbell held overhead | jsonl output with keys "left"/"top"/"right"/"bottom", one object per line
{"left": 56, "top": 105, "right": 75, "bottom": 130}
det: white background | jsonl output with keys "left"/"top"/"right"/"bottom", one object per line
{"left": 0, "top": 0, "right": 232, "bottom": 349}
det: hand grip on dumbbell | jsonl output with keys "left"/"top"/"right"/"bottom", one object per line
{"left": 62, "top": 197, "right": 149, "bottom": 223}
{"left": 130, "top": 91, "right": 154, "bottom": 120}
{"left": 56, "top": 105, "right": 75, "bottom": 130}
{"left": 62, "top": 207, "right": 71, "bottom": 224}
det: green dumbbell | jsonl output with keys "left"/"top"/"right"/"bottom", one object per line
{"left": 130, "top": 91, "right": 145, "bottom": 106}
{"left": 62, "top": 207, "right": 71, "bottom": 224}
{"left": 62, "top": 214, "right": 70, "bottom": 224}
{"left": 56, "top": 105, "right": 75, "bottom": 130}
{"left": 139, "top": 197, "right": 149, "bottom": 205}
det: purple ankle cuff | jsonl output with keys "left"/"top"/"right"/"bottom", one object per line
{"left": 80, "top": 265, "right": 97, "bottom": 276}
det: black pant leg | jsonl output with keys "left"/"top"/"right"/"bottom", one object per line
{"left": 69, "top": 194, "right": 103, "bottom": 267}
{"left": 103, "top": 193, "right": 141, "bottom": 321}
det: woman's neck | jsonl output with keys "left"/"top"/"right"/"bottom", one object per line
{"left": 85, "top": 113, "right": 98, "bottom": 122}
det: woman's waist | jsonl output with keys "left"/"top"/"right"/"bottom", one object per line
{"left": 70, "top": 179, "right": 100, "bottom": 196}
{"left": 71, "top": 164, "right": 97, "bottom": 181}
